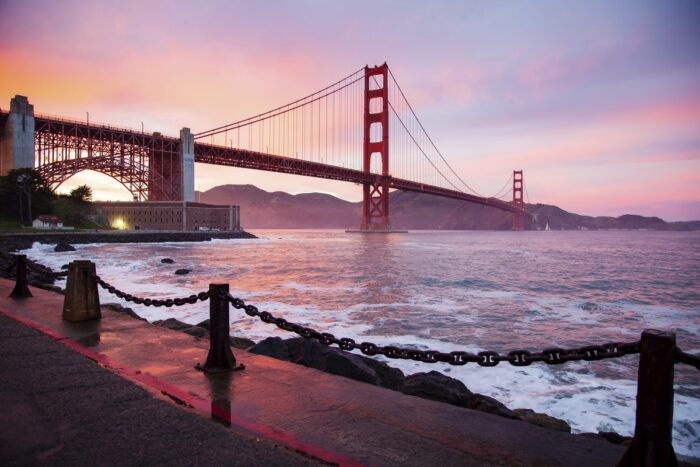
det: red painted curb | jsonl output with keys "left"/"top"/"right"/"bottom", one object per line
{"left": 0, "top": 303, "right": 361, "bottom": 466}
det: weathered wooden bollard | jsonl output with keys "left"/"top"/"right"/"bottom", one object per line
{"left": 196, "top": 283, "right": 245, "bottom": 373}
{"left": 10, "top": 254, "right": 32, "bottom": 298}
{"left": 62, "top": 260, "right": 101, "bottom": 322}
{"left": 618, "top": 329, "right": 679, "bottom": 467}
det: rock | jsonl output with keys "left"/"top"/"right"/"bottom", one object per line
{"left": 289, "top": 337, "right": 405, "bottom": 389}
{"left": 183, "top": 326, "right": 208, "bottom": 338}
{"left": 153, "top": 317, "right": 207, "bottom": 338}
{"left": 101, "top": 303, "right": 146, "bottom": 321}
{"left": 161, "top": 258, "right": 175, "bottom": 264}
{"left": 513, "top": 408, "right": 571, "bottom": 433}
{"left": 401, "top": 371, "right": 518, "bottom": 419}
{"left": 598, "top": 431, "right": 632, "bottom": 445}
{"left": 577, "top": 432, "right": 606, "bottom": 441}
{"left": 60, "top": 264, "right": 69, "bottom": 270}
{"left": 250, "top": 337, "right": 405, "bottom": 389}
{"left": 468, "top": 394, "right": 519, "bottom": 419}
{"left": 151, "top": 317, "right": 254, "bottom": 346}
{"left": 230, "top": 336, "right": 256, "bottom": 349}
{"left": 250, "top": 337, "right": 291, "bottom": 361}
{"left": 401, "top": 371, "right": 473, "bottom": 407}
{"left": 174, "top": 268, "right": 191, "bottom": 275}
{"left": 153, "top": 317, "right": 193, "bottom": 332}
{"left": 54, "top": 243, "right": 76, "bottom": 252}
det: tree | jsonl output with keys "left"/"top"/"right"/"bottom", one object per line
{"left": 0, "top": 168, "right": 54, "bottom": 222}
{"left": 70, "top": 184, "right": 93, "bottom": 202}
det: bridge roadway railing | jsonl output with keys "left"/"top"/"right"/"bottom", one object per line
{"left": 9, "top": 254, "right": 698, "bottom": 465}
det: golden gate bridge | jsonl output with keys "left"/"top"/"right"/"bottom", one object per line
{"left": 0, "top": 63, "right": 528, "bottom": 230}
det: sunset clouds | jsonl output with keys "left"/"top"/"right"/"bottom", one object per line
{"left": 1, "top": 0, "right": 698, "bottom": 220}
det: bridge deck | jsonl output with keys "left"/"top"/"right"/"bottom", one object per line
{"left": 0, "top": 111, "right": 520, "bottom": 214}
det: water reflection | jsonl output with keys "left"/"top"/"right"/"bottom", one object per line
{"left": 76, "top": 332, "right": 101, "bottom": 347}
{"left": 206, "top": 372, "right": 232, "bottom": 427}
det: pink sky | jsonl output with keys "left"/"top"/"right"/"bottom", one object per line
{"left": 1, "top": 0, "right": 699, "bottom": 220}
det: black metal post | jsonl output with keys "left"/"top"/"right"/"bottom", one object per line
{"left": 618, "top": 329, "right": 678, "bottom": 467}
{"left": 196, "top": 283, "right": 245, "bottom": 373}
{"left": 10, "top": 255, "right": 32, "bottom": 298}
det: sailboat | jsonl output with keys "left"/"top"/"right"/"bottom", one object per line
{"left": 545, "top": 221, "right": 551, "bottom": 231}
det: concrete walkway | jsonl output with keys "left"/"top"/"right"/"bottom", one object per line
{"left": 0, "top": 278, "right": 628, "bottom": 466}
{"left": 0, "top": 313, "right": 319, "bottom": 466}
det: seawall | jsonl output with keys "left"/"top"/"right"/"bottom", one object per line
{"left": 0, "top": 230, "right": 256, "bottom": 252}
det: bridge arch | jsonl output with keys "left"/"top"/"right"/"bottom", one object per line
{"left": 38, "top": 156, "right": 168, "bottom": 201}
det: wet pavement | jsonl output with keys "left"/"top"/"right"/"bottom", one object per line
{"left": 0, "top": 278, "right": 628, "bottom": 466}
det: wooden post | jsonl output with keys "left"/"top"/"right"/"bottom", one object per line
{"left": 196, "top": 283, "right": 244, "bottom": 373}
{"left": 10, "top": 255, "right": 32, "bottom": 298}
{"left": 618, "top": 329, "right": 678, "bottom": 467}
{"left": 62, "top": 260, "right": 101, "bottom": 322}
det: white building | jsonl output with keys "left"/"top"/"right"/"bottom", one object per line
{"left": 32, "top": 215, "right": 63, "bottom": 229}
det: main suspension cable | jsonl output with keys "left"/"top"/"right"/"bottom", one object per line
{"left": 387, "top": 66, "right": 484, "bottom": 197}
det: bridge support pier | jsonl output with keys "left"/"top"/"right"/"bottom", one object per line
{"left": 0, "top": 95, "right": 35, "bottom": 176}
{"left": 181, "top": 128, "right": 195, "bottom": 202}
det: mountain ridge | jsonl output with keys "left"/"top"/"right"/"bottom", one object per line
{"left": 198, "top": 184, "right": 699, "bottom": 231}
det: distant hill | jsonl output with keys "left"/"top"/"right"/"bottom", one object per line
{"left": 198, "top": 184, "right": 699, "bottom": 231}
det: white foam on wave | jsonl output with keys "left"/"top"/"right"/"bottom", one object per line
{"left": 279, "top": 281, "right": 359, "bottom": 294}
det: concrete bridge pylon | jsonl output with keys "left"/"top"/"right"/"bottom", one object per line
{"left": 0, "top": 95, "right": 35, "bottom": 176}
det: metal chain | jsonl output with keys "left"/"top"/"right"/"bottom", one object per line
{"left": 675, "top": 348, "right": 700, "bottom": 371}
{"left": 90, "top": 272, "right": 209, "bottom": 307}
{"left": 222, "top": 291, "right": 641, "bottom": 367}
{"left": 25, "top": 259, "right": 69, "bottom": 277}
{"left": 45, "top": 265, "right": 696, "bottom": 373}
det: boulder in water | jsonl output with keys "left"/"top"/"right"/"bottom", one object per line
{"left": 161, "top": 258, "right": 175, "bottom": 264}
{"left": 54, "top": 243, "right": 75, "bottom": 252}
{"left": 174, "top": 268, "right": 191, "bottom": 275}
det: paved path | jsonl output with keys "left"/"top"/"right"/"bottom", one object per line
{"left": 0, "top": 279, "right": 629, "bottom": 466}
{"left": 0, "top": 313, "right": 318, "bottom": 466}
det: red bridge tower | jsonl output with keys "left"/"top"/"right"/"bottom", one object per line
{"left": 361, "top": 63, "right": 390, "bottom": 230}
{"left": 512, "top": 170, "right": 524, "bottom": 230}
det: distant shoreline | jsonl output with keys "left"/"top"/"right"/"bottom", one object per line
{"left": 0, "top": 230, "right": 257, "bottom": 253}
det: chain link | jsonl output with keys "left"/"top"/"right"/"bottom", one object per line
{"left": 222, "top": 291, "right": 641, "bottom": 367}
{"left": 675, "top": 348, "right": 700, "bottom": 371}
{"left": 90, "top": 272, "right": 209, "bottom": 307}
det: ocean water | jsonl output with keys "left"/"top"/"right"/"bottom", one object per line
{"left": 23, "top": 230, "right": 700, "bottom": 456}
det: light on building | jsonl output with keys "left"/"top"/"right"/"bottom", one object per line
{"left": 114, "top": 218, "right": 125, "bottom": 229}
